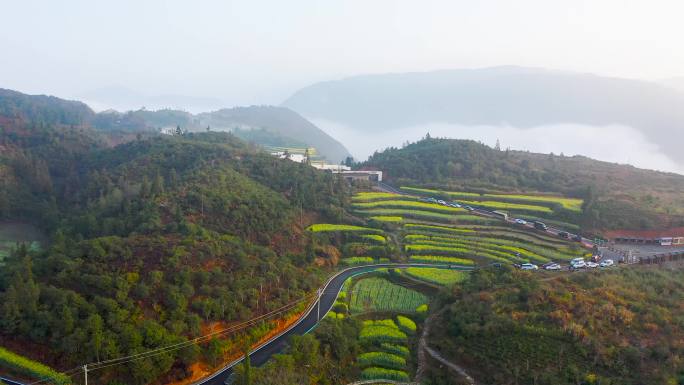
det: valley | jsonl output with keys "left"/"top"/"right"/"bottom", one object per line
{"left": 2, "top": 79, "right": 684, "bottom": 385}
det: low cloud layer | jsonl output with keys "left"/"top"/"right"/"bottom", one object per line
{"left": 311, "top": 119, "right": 684, "bottom": 175}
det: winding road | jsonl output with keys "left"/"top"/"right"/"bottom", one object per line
{"left": 195, "top": 263, "right": 472, "bottom": 385}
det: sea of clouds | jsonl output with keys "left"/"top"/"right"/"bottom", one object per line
{"left": 312, "top": 119, "right": 684, "bottom": 175}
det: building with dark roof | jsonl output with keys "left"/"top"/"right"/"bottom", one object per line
{"left": 605, "top": 227, "right": 684, "bottom": 246}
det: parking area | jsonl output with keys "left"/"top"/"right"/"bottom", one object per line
{"left": 599, "top": 243, "right": 684, "bottom": 262}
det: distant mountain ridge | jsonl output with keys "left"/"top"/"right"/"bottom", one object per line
{"left": 129, "top": 106, "right": 351, "bottom": 162}
{"left": 0, "top": 88, "right": 351, "bottom": 162}
{"left": 283, "top": 66, "right": 684, "bottom": 164}
{"left": 79, "top": 85, "right": 226, "bottom": 113}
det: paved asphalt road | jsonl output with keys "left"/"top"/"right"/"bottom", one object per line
{"left": 1, "top": 376, "right": 25, "bottom": 385}
{"left": 196, "top": 263, "right": 471, "bottom": 385}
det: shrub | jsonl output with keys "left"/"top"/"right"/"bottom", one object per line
{"left": 361, "top": 234, "right": 386, "bottom": 244}
{"left": 416, "top": 304, "right": 429, "bottom": 313}
{"left": 359, "top": 324, "right": 408, "bottom": 344}
{"left": 379, "top": 343, "right": 410, "bottom": 358}
{"left": 357, "top": 352, "right": 406, "bottom": 370}
{"left": 363, "top": 319, "right": 399, "bottom": 329}
{"left": 369, "top": 216, "right": 403, "bottom": 223}
{"left": 333, "top": 300, "right": 348, "bottom": 313}
{"left": 360, "top": 367, "right": 410, "bottom": 382}
{"left": 396, "top": 315, "right": 417, "bottom": 334}
{"left": 340, "top": 257, "right": 375, "bottom": 266}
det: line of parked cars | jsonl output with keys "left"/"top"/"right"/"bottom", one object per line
{"left": 420, "top": 197, "right": 475, "bottom": 211}
{"left": 516, "top": 257, "right": 614, "bottom": 271}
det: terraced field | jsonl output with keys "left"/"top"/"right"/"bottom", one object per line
{"left": 402, "top": 267, "right": 468, "bottom": 286}
{"left": 307, "top": 224, "right": 383, "bottom": 234}
{"left": 350, "top": 277, "right": 428, "bottom": 314}
{"left": 357, "top": 318, "right": 413, "bottom": 382}
{"left": 344, "top": 189, "right": 586, "bottom": 267}
{"left": 399, "top": 186, "right": 583, "bottom": 212}
{"left": 399, "top": 186, "right": 584, "bottom": 227}
{"left": 403, "top": 223, "right": 585, "bottom": 264}
{"left": 356, "top": 208, "right": 493, "bottom": 224}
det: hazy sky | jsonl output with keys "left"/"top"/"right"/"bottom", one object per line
{"left": 1, "top": 0, "right": 683, "bottom": 106}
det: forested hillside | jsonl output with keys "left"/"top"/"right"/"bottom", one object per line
{"left": 361, "top": 137, "right": 684, "bottom": 231}
{"left": 115, "top": 106, "right": 351, "bottom": 162}
{"left": 0, "top": 94, "right": 351, "bottom": 384}
{"left": 428, "top": 265, "right": 684, "bottom": 385}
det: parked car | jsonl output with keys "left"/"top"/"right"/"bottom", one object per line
{"left": 464, "top": 205, "right": 475, "bottom": 211}
{"left": 520, "top": 263, "right": 539, "bottom": 270}
{"left": 514, "top": 218, "right": 528, "bottom": 225}
{"left": 544, "top": 263, "right": 562, "bottom": 270}
{"left": 558, "top": 231, "right": 569, "bottom": 238}
{"left": 570, "top": 257, "right": 586, "bottom": 269}
{"left": 427, "top": 197, "right": 437, "bottom": 203}
{"left": 572, "top": 234, "right": 583, "bottom": 242}
{"left": 533, "top": 221, "right": 548, "bottom": 231}
{"left": 450, "top": 202, "right": 462, "bottom": 208}
{"left": 586, "top": 261, "right": 599, "bottom": 268}
{"left": 600, "top": 259, "right": 614, "bottom": 267}
{"left": 437, "top": 199, "right": 447, "bottom": 205}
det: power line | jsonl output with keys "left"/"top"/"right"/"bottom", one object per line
{"left": 85, "top": 294, "right": 315, "bottom": 371}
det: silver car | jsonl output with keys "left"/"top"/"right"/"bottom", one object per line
{"left": 599, "top": 259, "right": 614, "bottom": 267}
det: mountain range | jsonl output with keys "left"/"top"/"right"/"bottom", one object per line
{"left": 283, "top": 66, "right": 684, "bottom": 167}
{"left": 0, "top": 88, "right": 351, "bottom": 162}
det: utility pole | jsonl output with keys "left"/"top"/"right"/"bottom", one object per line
{"left": 83, "top": 364, "right": 88, "bottom": 385}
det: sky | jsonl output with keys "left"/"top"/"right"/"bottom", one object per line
{"left": 1, "top": 0, "right": 684, "bottom": 107}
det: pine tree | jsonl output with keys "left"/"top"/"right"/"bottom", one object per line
{"left": 151, "top": 172, "right": 164, "bottom": 196}
{"left": 140, "top": 175, "right": 151, "bottom": 198}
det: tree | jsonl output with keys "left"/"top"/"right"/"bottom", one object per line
{"left": 151, "top": 172, "right": 164, "bottom": 196}
{"left": 0, "top": 285, "right": 21, "bottom": 333}
{"left": 175, "top": 125, "right": 183, "bottom": 136}
{"left": 86, "top": 314, "right": 104, "bottom": 362}
{"left": 344, "top": 156, "right": 354, "bottom": 168}
{"left": 140, "top": 175, "right": 151, "bottom": 198}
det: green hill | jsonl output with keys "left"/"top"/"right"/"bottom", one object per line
{"left": 427, "top": 265, "right": 684, "bottom": 385}
{"left": 360, "top": 137, "right": 684, "bottom": 231}
{"left": 0, "top": 94, "right": 350, "bottom": 384}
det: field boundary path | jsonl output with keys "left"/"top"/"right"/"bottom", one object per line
{"left": 423, "top": 345, "right": 476, "bottom": 385}
{"left": 416, "top": 306, "right": 476, "bottom": 385}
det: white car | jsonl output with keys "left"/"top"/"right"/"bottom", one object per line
{"left": 514, "top": 218, "right": 528, "bottom": 225}
{"left": 520, "top": 263, "right": 539, "bottom": 270}
{"left": 544, "top": 263, "right": 562, "bottom": 270}
{"left": 586, "top": 261, "right": 599, "bottom": 268}
{"left": 570, "top": 258, "right": 586, "bottom": 269}
{"left": 437, "top": 200, "right": 447, "bottom": 205}
{"left": 600, "top": 259, "right": 614, "bottom": 267}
